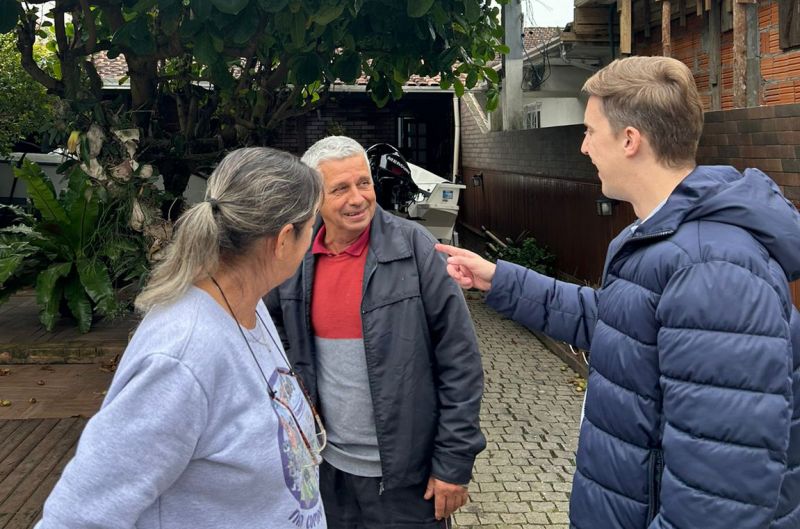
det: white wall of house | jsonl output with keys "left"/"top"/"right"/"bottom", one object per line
{"left": 522, "top": 96, "right": 585, "bottom": 128}
{"left": 535, "top": 65, "right": 594, "bottom": 93}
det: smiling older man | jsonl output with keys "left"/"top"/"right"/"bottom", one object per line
{"left": 266, "top": 136, "right": 485, "bottom": 529}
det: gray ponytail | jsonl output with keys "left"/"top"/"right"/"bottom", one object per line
{"left": 135, "top": 147, "right": 321, "bottom": 312}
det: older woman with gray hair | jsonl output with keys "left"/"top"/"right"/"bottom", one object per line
{"left": 35, "top": 147, "right": 327, "bottom": 529}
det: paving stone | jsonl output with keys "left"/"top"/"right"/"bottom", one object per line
{"left": 455, "top": 299, "right": 582, "bottom": 528}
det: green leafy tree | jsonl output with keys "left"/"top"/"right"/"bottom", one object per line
{"left": 1, "top": 0, "right": 507, "bottom": 195}
{"left": 0, "top": 33, "right": 53, "bottom": 156}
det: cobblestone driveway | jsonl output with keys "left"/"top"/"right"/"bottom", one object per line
{"left": 455, "top": 298, "right": 583, "bottom": 529}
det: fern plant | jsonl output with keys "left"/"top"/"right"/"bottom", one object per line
{"left": 0, "top": 159, "right": 149, "bottom": 332}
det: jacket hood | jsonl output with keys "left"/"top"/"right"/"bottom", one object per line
{"left": 639, "top": 165, "right": 800, "bottom": 281}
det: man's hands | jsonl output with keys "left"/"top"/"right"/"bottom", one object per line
{"left": 424, "top": 476, "right": 469, "bottom": 520}
{"left": 434, "top": 244, "right": 497, "bottom": 291}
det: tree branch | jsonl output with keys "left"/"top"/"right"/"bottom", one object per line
{"left": 16, "top": 21, "right": 63, "bottom": 94}
{"left": 78, "top": 0, "right": 97, "bottom": 54}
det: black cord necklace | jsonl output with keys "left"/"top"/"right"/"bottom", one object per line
{"left": 209, "top": 276, "right": 289, "bottom": 398}
{"left": 208, "top": 276, "right": 327, "bottom": 461}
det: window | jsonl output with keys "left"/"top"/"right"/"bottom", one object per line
{"left": 398, "top": 117, "right": 427, "bottom": 165}
{"left": 780, "top": 0, "right": 800, "bottom": 50}
{"left": 524, "top": 102, "right": 542, "bottom": 129}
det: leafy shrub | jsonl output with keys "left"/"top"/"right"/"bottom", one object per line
{"left": 0, "top": 33, "right": 54, "bottom": 155}
{"left": 0, "top": 160, "right": 152, "bottom": 332}
{"left": 488, "top": 235, "right": 556, "bottom": 276}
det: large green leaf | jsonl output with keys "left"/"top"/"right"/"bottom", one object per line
{"left": 0, "top": 255, "right": 23, "bottom": 286}
{"left": 230, "top": 9, "right": 259, "bottom": 44}
{"left": 210, "top": 0, "right": 248, "bottom": 15}
{"left": 407, "top": 0, "right": 434, "bottom": 18}
{"left": 14, "top": 160, "right": 68, "bottom": 225}
{"left": 463, "top": 0, "right": 480, "bottom": 23}
{"left": 113, "top": 16, "right": 156, "bottom": 55}
{"left": 0, "top": 0, "right": 20, "bottom": 33}
{"left": 63, "top": 166, "right": 99, "bottom": 254}
{"left": 64, "top": 276, "right": 92, "bottom": 333}
{"left": 291, "top": 53, "right": 322, "bottom": 86}
{"left": 77, "top": 258, "right": 116, "bottom": 315}
{"left": 311, "top": 3, "right": 345, "bottom": 26}
{"left": 290, "top": 11, "right": 306, "bottom": 48}
{"left": 192, "top": 31, "right": 218, "bottom": 66}
{"left": 35, "top": 262, "right": 71, "bottom": 330}
{"left": 258, "top": 0, "right": 288, "bottom": 13}
{"left": 333, "top": 50, "right": 361, "bottom": 84}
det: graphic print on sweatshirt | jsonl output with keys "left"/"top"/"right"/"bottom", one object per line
{"left": 268, "top": 367, "right": 324, "bottom": 529}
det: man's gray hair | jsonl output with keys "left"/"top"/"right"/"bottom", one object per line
{"left": 301, "top": 135, "right": 370, "bottom": 173}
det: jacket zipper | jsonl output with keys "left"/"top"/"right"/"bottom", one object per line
{"left": 647, "top": 449, "right": 664, "bottom": 524}
{"left": 602, "top": 229, "right": 675, "bottom": 286}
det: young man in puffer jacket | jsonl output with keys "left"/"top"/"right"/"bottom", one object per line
{"left": 437, "top": 55, "right": 800, "bottom": 529}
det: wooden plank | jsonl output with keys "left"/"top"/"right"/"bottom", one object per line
{"left": 0, "top": 422, "right": 40, "bottom": 464}
{"left": 732, "top": 0, "right": 747, "bottom": 107}
{"left": 0, "top": 419, "right": 83, "bottom": 522}
{"left": 709, "top": 0, "right": 722, "bottom": 110}
{"left": 574, "top": 23, "right": 611, "bottom": 36}
{"left": 679, "top": 0, "right": 687, "bottom": 26}
{"left": 0, "top": 420, "right": 57, "bottom": 486}
{"left": 663, "top": 0, "right": 673, "bottom": 57}
{"left": 644, "top": 0, "right": 651, "bottom": 38}
{"left": 574, "top": 6, "right": 609, "bottom": 25}
{"left": 561, "top": 31, "right": 612, "bottom": 43}
{"left": 620, "top": 0, "right": 632, "bottom": 55}
{"left": 697, "top": 0, "right": 703, "bottom": 15}
{"left": 2, "top": 439, "right": 79, "bottom": 529}
{"left": 0, "top": 423, "right": 22, "bottom": 445}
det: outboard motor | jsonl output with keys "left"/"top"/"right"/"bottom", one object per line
{"left": 366, "top": 143, "right": 421, "bottom": 212}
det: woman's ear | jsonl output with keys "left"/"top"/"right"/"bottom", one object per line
{"left": 273, "top": 224, "right": 295, "bottom": 260}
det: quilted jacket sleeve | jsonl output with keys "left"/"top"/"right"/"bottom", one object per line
{"left": 416, "top": 232, "right": 486, "bottom": 486}
{"left": 650, "top": 260, "right": 792, "bottom": 529}
{"left": 485, "top": 260, "right": 598, "bottom": 351}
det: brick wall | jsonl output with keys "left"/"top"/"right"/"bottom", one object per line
{"left": 267, "top": 92, "right": 455, "bottom": 177}
{"left": 634, "top": 1, "right": 800, "bottom": 110}
{"left": 697, "top": 103, "right": 800, "bottom": 206}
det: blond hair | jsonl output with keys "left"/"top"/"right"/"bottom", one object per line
{"left": 582, "top": 56, "right": 704, "bottom": 168}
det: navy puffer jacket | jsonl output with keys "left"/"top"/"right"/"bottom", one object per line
{"left": 486, "top": 166, "right": 800, "bottom": 529}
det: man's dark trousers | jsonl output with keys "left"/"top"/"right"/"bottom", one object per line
{"left": 320, "top": 461, "right": 450, "bottom": 529}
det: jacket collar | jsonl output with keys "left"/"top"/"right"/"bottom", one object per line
{"left": 311, "top": 207, "right": 412, "bottom": 264}
{"left": 367, "top": 207, "right": 413, "bottom": 263}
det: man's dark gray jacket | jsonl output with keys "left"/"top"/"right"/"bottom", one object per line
{"left": 266, "top": 207, "right": 485, "bottom": 491}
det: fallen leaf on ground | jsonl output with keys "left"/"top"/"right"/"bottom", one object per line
{"left": 0, "top": 400, "right": 11, "bottom": 407}
{"left": 0, "top": 368, "right": 10, "bottom": 376}
{"left": 29, "top": 397, "right": 37, "bottom": 404}
{"left": 37, "top": 379, "right": 46, "bottom": 386}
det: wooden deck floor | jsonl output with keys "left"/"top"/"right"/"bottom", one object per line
{"left": 0, "top": 418, "right": 85, "bottom": 529}
{"left": 0, "top": 292, "right": 137, "bottom": 363}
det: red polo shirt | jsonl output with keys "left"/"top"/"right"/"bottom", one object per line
{"left": 310, "top": 225, "right": 371, "bottom": 339}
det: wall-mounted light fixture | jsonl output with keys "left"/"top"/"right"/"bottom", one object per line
{"left": 596, "top": 197, "right": 617, "bottom": 216}
{"left": 472, "top": 172, "right": 484, "bottom": 187}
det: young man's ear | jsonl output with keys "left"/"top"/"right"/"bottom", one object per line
{"left": 622, "top": 127, "right": 642, "bottom": 156}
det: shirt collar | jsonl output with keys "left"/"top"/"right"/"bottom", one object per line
{"left": 631, "top": 196, "right": 669, "bottom": 233}
{"left": 311, "top": 224, "right": 371, "bottom": 256}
